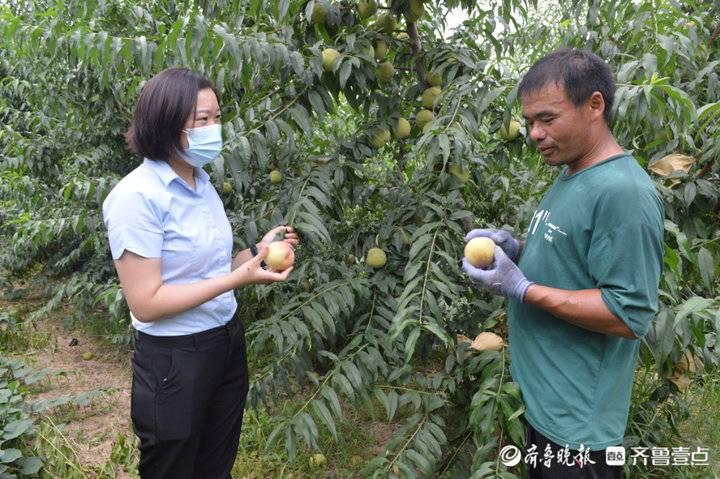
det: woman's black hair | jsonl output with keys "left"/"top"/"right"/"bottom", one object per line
{"left": 126, "top": 68, "right": 219, "bottom": 161}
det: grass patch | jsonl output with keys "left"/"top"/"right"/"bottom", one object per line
{"left": 680, "top": 373, "right": 720, "bottom": 476}
{"left": 35, "top": 417, "right": 140, "bottom": 478}
{"left": 55, "top": 305, "right": 135, "bottom": 353}
{"left": 0, "top": 305, "right": 53, "bottom": 353}
{"left": 3, "top": 279, "right": 134, "bottom": 354}
{"left": 233, "top": 399, "right": 393, "bottom": 478}
{"left": 626, "top": 364, "right": 720, "bottom": 478}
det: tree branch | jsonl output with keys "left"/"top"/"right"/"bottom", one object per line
{"left": 708, "top": 22, "right": 720, "bottom": 47}
{"left": 695, "top": 158, "right": 715, "bottom": 178}
{"left": 406, "top": 21, "right": 426, "bottom": 83}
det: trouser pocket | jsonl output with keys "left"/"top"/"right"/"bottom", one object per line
{"left": 131, "top": 344, "right": 197, "bottom": 442}
{"left": 155, "top": 347, "right": 197, "bottom": 440}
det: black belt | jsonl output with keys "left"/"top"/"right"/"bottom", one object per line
{"left": 134, "top": 317, "right": 239, "bottom": 348}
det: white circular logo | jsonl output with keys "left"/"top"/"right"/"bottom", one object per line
{"left": 499, "top": 445, "right": 522, "bottom": 467}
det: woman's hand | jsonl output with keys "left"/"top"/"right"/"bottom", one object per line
{"left": 230, "top": 226, "right": 299, "bottom": 272}
{"left": 258, "top": 225, "right": 299, "bottom": 250}
{"left": 231, "top": 246, "right": 293, "bottom": 286}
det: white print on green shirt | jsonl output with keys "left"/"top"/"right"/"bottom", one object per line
{"left": 528, "top": 209, "right": 567, "bottom": 243}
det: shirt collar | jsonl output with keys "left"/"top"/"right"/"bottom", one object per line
{"left": 143, "top": 158, "right": 211, "bottom": 192}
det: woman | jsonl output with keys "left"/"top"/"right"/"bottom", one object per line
{"left": 102, "top": 68, "right": 297, "bottom": 478}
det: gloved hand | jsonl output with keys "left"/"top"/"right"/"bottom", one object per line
{"left": 462, "top": 245, "right": 533, "bottom": 302}
{"left": 465, "top": 228, "right": 521, "bottom": 264}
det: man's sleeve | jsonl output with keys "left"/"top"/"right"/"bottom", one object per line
{"left": 587, "top": 189, "right": 664, "bottom": 338}
{"left": 102, "top": 188, "right": 164, "bottom": 260}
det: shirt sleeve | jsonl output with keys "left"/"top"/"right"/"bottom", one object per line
{"left": 587, "top": 188, "right": 664, "bottom": 338}
{"left": 102, "top": 187, "right": 164, "bottom": 260}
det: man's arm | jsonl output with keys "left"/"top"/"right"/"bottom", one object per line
{"left": 463, "top": 246, "right": 637, "bottom": 339}
{"left": 524, "top": 284, "right": 637, "bottom": 339}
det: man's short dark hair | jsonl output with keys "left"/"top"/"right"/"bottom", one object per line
{"left": 126, "top": 68, "right": 219, "bottom": 161}
{"left": 518, "top": 48, "right": 615, "bottom": 124}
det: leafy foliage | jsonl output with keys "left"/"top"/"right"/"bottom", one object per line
{"left": 1, "top": 0, "right": 719, "bottom": 477}
{"left": 0, "top": 358, "right": 43, "bottom": 478}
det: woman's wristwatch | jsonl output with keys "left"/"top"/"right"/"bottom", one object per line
{"left": 250, "top": 244, "right": 267, "bottom": 269}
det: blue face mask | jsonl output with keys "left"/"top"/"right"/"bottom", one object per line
{"left": 181, "top": 124, "right": 223, "bottom": 167}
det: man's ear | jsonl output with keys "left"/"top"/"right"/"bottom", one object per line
{"left": 587, "top": 91, "right": 606, "bottom": 120}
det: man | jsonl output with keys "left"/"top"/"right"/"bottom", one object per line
{"left": 462, "top": 49, "right": 664, "bottom": 478}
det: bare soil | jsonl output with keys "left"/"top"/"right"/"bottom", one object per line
{"left": 29, "top": 316, "right": 133, "bottom": 469}
{"left": 2, "top": 289, "right": 135, "bottom": 475}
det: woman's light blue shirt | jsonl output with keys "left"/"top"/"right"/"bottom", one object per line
{"left": 102, "top": 158, "right": 237, "bottom": 336}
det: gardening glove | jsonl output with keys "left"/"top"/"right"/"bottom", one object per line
{"left": 465, "top": 228, "right": 521, "bottom": 264}
{"left": 462, "top": 245, "right": 533, "bottom": 303}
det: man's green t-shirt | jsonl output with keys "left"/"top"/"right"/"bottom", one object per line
{"left": 508, "top": 153, "right": 664, "bottom": 451}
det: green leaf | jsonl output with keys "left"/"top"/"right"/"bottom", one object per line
{"left": 405, "top": 448, "right": 431, "bottom": 472}
{"left": 341, "top": 362, "right": 363, "bottom": 388}
{"left": 17, "top": 456, "right": 42, "bottom": 474}
{"left": 249, "top": 0, "right": 264, "bottom": 18}
{"left": 312, "top": 399, "right": 337, "bottom": 439}
{"left": 438, "top": 134, "right": 450, "bottom": 163}
{"left": 278, "top": 0, "right": 290, "bottom": 19}
{"left": 321, "top": 387, "right": 342, "bottom": 418}
{"left": 266, "top": 422, "right": 286, "bottom": 448}
{"left": 683, "top": 182, "right": 696, "bottom": 207}
{"left": 0, "top": 449, "right": 22, "bottom": 463}
{"left": 296, "top": 211, "right": 330, "bottom": 242}
{"left": 289, "top": 105, "right": 312, "bottom": 134}
{"left": 285, "top": 426, "right": 296, "bottom": 461}
{"left": 697, "top": 247, "right": 715, "bottom": 292}
{"left": 308, "top": 91, "right": 325, "bottom": 118}
{"left": 673, "top": 296, "right": 713, "bottom": 328}
{"left": 386, "top": 390, "right": 399, "bottom": 421}
{"left": 339, "top": 60, "right": 352, "bottom": 89}
{"left": 449, "top": 210, "right": 474, "bottom": 220}
{"left": 422, "top": 321, "right": 450, "bottom": 348}
{"left": 302, "top": 305, "right": 325, "bottom": 337}
{"left": 404, "top": 328, "right": 421, "bottom": 363}
{"left": 3, "top": 419, "right": 32, "bottom": 440}
{"left": 334, "top": 373, "right": 355, "bottom": 397}
{"left": 408, "top": 234, "right": 432, "bottom": 259}
{"left": 476, "top": 86, "right": 505, "bottom": 114}
{"left": 663, "top": 244, "right": 680, "bottom": 275}
{"left": 696, "top": 102, "right": 720, "bottom": 134}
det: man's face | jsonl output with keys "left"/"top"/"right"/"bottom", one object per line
{"left": 521, "top": 82, "right": 592, "bottom": 168}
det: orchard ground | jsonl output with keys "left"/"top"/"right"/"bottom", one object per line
{"left": 2, "top": 284, "right": 719, "bottom": 478}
